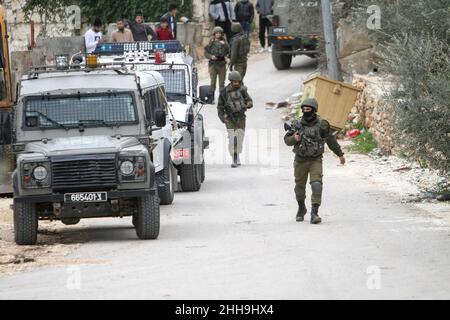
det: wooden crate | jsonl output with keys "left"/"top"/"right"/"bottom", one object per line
{"left": 301, "top": 75, "right": 361, "bottom": 130}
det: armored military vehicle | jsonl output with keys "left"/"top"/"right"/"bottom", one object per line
{"left": 269, "top": 0, "right": 323, "bottom": 69}
{"left": 9, "top": 64, "right": 168, "bottom": 244}
{"left": 96, "top": 41, "right": 209, "bottom": 192}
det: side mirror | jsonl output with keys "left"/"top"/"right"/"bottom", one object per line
{"left": 0, "top": 110, "right": 12, "bottom": 145}
{"left": 199, "top": 85, "right": 213, "bottom": 104}
{"left": 155, "top": 109, "right": 167, "bottom": 128}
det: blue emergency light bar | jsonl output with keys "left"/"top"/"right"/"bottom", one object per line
{"left": 95, "top": 40, "right": 184, "bottom": 55}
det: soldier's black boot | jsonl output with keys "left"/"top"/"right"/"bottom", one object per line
{"left": 296, "top": 201, "right": 307, "bottom": 222}
{"left": 236, "top": 154, "right": 241, "bottom": 166}
{"left": 231, "top": 153, "right": 238, "bottom": 168}
{"left": 310, "top": 204, "right": 322, "bottom": 224}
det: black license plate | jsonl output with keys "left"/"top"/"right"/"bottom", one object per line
{"left": 64, "top": 192, "right": 107, "bottom": 203}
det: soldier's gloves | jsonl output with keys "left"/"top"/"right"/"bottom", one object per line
{"left": 246, "top": 102, "right": 253, "bottom": 109}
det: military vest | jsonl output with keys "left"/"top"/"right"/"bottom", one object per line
{"left": 294, "top": 119, "right": 325, "bottom": 158}
{"left": 225, "top": 87, "right": 247, "bottom": 115}
{"left": 207, "top": 40, "right": 228, "bottom": 64}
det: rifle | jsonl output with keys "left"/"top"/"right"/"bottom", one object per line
{"left": 284, "top": 122, "right": 312, "bottom": 144}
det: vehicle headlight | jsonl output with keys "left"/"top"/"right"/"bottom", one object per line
{"left": 118, "top": 156, "right": 146, "bottom": 183}
{"left": 21, "top": 160, "right": 51, "bottom": 189}
{"left": 120, "top": 160, "right": 135, "bottom": 176}
{"left": 32, "top": 166, "right": 48, "bottom": 181}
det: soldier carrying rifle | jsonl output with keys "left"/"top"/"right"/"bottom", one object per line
{"left": 284, "top": 98, "right": 346, "bottom": 224}
{"left": 217, "top": 71, "right": 253, "bottom": 168}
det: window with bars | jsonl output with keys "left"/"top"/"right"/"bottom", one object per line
{"left": 24, "top": 93, "right": 137, "bottom": 129}
{"left": 132, "top": 64, "right": 190, "bottom": 103}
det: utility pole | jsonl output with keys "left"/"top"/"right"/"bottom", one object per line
{"left": 321, "top": 0, "right": 340, "bottom": 80}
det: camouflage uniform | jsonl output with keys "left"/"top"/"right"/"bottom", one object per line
{"left": 229, "top": 23, "right": 250, "bottom": 81}
{"left": 205, "top": 28, "right": 230, "bottom": 96}
{"left": 217, "top": 73, "right": 253, "bottom": 162}
{"left": 284, "top": 116, "right": 343, "bottom": 206}
{"left": 284, "top": 99, "right": 344, "bottom": 223}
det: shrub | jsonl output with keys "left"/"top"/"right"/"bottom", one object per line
{"left": 350, "top": 131, "right": 378, "bottom": 154}
{"left": 380, "top": 34, "right": 450, "bottom": 173}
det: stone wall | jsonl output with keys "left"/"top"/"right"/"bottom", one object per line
{"left": 348, "top": 75, "right": 395, "bottom": 155}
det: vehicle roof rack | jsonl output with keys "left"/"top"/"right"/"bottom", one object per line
{"left": 94, "top": 40, "right": 184, "bottom": 56}
{"left": 26, "top": 63, "right": 130, "bottom": 79}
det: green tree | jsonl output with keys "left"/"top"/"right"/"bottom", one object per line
{"left": 23, "top": 0, "right": 71, "bottom": 36}
{"left": 74, "top": 0, "right": 193, "bottom": 25}
{"left": 343, "top": 0, "right": 450, "bottom": 172}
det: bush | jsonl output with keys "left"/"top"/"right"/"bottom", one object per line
{"left": 350, "top": 131, "right": 378, "bottom": 154}
{"left": 342, "top": 0, "right": 450, "bottom": 174}
{"left": 380, "top": 34, "right": 450, "bottom": 173}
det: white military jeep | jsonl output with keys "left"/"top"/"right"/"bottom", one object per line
{"left": 9, "top": 64, "right": 169, "bottom": 244}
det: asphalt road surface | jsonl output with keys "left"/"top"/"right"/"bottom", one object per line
{"left": 1, "top": 55, "right": 449, "bottom": 299}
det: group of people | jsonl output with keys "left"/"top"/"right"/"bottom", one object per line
{"left": 85, "top": 1, "right": 344, "bottom": 225}
{"left": 84, "top": 4, "right": 179, "bottom": 53}
{"left": 209, "top": 0, "right": 274, "bottom": 53}
{"left": 206, "top": 2, "right": 271, "bottom": 170}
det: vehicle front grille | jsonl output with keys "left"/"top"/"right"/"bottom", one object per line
{"left": 51, "top": 154, "right": 117, "bottom": 191}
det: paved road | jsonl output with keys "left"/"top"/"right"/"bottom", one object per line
{"left": 1, "top": 55, "right": 449, "bottom": 299}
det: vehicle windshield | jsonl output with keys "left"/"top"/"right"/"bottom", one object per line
{"left": 157, "top": 69, "right": 188, "bottom": 104}
{"left": 24, "top": 92, "right": 137, "bottom": 129}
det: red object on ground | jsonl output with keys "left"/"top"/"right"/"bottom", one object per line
{"left": 347, "top": 129, "right": 362, "bottom": 139}
{"left": 156, "top": 28, "right": 174, "bottom": 41}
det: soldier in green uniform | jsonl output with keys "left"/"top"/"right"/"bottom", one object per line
{"left": 217, "top": 71, "right": 253, "bottom": 168}
{"left": 205, "top": 26, "right": 230, "bottom": 104}
{"left": 284, "top": 98, "right": 346, "bottom": 224}
{"left": 229, "top": 23, "right": 251, "bottom": 81}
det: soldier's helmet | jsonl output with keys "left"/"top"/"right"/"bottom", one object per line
{"left": 301, "top": 98, "right": 319, "bottom": 112}
{"left": 212, "top": 26, "right": 224, "bottom": 35}
{"left": 231, "top": 22, "right": 243, "bottom": 34}
{"left": 228, "top": 71, "right": 242, "bottom": 82}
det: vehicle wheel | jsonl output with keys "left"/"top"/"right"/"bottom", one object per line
{"left": 13, "top": 200, "right": 38, "bottom": 245}
{"left": 157, "top": 156, "right": 175, "bottom": 205}
{"left": 272, "top": 44, "right": 292, "bottom": 70}
{"left": 135, "top": 191, "right": 160, "bottom": 240}
{"left": 61, "top": 218, "right": 80, "bottom": 226}
{"left": 180, "top": 162, "right": 202, "bottom": 192}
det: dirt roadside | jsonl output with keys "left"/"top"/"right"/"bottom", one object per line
{"left": 0, "top": 200, "right": 87, "bottom": 277}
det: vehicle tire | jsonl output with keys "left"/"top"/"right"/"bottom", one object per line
{"left": 157, "top": 156, "right": 175, "bottom": 205}
{"left": 180, "top": 162, "right": 201, "bottom": 192}
{"left": 135, "top": 191, "right": 160, "bottom": 240}
{"left": 61, "top": 218, "right": 80, "bottom": 226}
{"left": 13, "top": 200, "right": 38, "bottom": 245}
{"left": 272, "top": 44, "right": 292, "bottom": 70}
